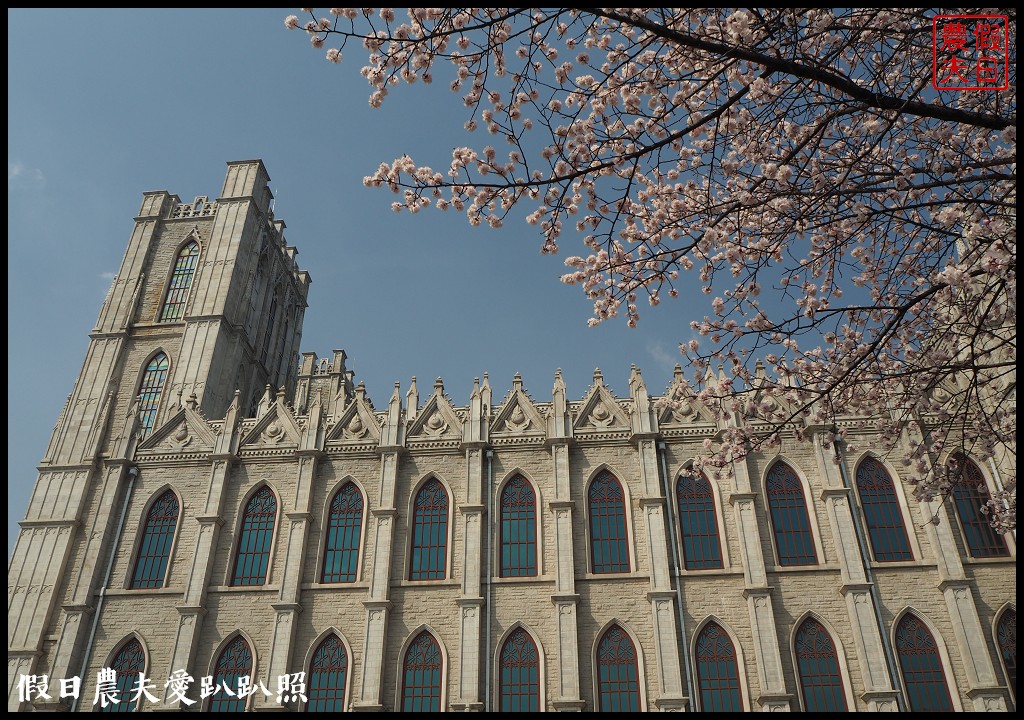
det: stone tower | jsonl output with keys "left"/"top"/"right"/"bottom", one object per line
{"left": 8, "top": 160, "right": 310, "bottom": 710}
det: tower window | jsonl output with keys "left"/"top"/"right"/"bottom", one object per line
{"left": 158, "top": 240, "right": 200, "bottom": 322}
{"left": 137, "top": 352, "right": 169, "bottom": 438}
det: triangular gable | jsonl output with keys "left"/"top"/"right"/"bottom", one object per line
{"left": 137, "top": 404, "right": 218, "bottom": 452}
{"left": 657, "top": 371, "right": 717, "bottom": 425}
{"left": 491, "top": 376, "right": 547, "bottom": 436}
{"left": 573, "top": 370, "right": 630, "bottom": 431}
{"left": 239, "top": 401, "right": 302, "bottom": 448}
{"left": 407, "top": 382, "right": 464, "bottom": 441}
{"left": 326, "top": 393, "right": 382, "bottom": 443}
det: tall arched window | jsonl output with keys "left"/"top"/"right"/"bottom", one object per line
{"left": 409, "top": 479, "right": 449, "bottom": 580}
{"left": 596, "top": 625, "right": 641, "bottom": 712}
{"left": 996, "top": 609, "right": 1016, "bottom": 704}
{"left": 137, "top": 353, "right": 169, "bottom": 438}
{"left": 307, "top": 634, "right": 348, "bottom": 712}
{"left": 949, "top": 455, "right": 1009, "bottom": 558}
{"left": 231, "top": 486, "right": 277, "bottom": 586}
{"left": 209, "top": 636, "right": 253, "bottom": 712}
{"left": 101, "top": 637, "right": 145, "bottom": 713}
{"left": 499, "top": 628, "right": 540, "bottom": 712}
{"left": 765, "top": 462, "right": 818, "bottom": 566}
{"left": 158, "top": 240, "right": 200, "bottom": 322}
{"left": 677, "top": 472, "right": 724, "bottom": 570}
{"left": 321, "top": 482, "right": 363, "bottom": 583}
{"left": 401, "top": 631, "right": 443, "bottom": 712}
{"left": 856, "top": 458, "right": 913, "bottom": 562}
{"left": 589, "top": 470, "right": 630, "bottom": 574}
{"left": 895, "top": 614, "right": 954, "bottom": 712}
{"left": 500, "top": 475, "right": 537, "bottom": 577}
{"left": 130, "top": 489, "right": 180, "bottom": 589}
{"left": 695, "top": 622, "right": 743, "bottom": 712}
{"left": 259, "top": 296, "right": 278, "bottom": 365}
{"left": 795, "top": 618, "right": 847, "bottom": 711}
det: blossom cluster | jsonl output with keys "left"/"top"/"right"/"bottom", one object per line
{"left": 287, "top": 9, "right": 1016, "bottom": 530}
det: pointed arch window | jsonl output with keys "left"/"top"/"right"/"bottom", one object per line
{"left": 895, "top": 614, "right": 954, "bottom": 712}
{"left": 795, "top": 618, "right": 847, "bottom": 711}
{"left": 996, "top": 609, "right": 1016, "bottom": 702}
{"left": 321, "top": 482, "right": 363, "bottom": 583}
{"left": 137, "top": 353, "right": 169, "bottom": 438}
{"left": 231, "top": 486, "right": 277, "bottom": 586}
{"left": 677, "top": 472, "right": 724, "bottom": 570}
{"left": 499, "top": 628, "right": 540, "bottom": 712}
{"left": 409, "top": 479, "right": 449, "bottom": 580}
{"left": 260, "top": 296, "right": 278, "bottom": 365}
{"left": 209, "top": 636, "right": 253, "bottom": 712}
{"left": 695, "top": 622, "right": 743, "bottom": 712}
{"left": 500, "top": 475, "right": 537, "bottom": 577}
{"left": 766, "top": 462, "right": 818, "bottom": 566}
{"left": 158, "top": 240, "right": 199, "bottom": 322}
{"left": 949, "top": 455, "right": 1009, "bottom": 558}
{"left": 100, "top": 637, "right": 145, "bottom": 712}
{"left": 856, "top": 458, "right": 913, "bottom": 562}
{"left": 589, "top": 470, "right": 630, "bottom": 574}
{"left": 596, "top": 625, "right": 641, "bottom": 712}
{"left": 307, "top": 634, "right": 348, "bottom": 712}
{"left": 401, "top": 631, "right": 443, "bottom": 712}
{"left": 130, "top": 489, "right": 180, "bottom": 589}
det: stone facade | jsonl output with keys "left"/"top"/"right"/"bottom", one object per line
{"left": 8, "top": 161, "right": 1016, "bottom": 712}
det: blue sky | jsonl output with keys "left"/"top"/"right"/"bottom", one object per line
{"left": 8, "top": 9, "right": 702, "bottom": 555}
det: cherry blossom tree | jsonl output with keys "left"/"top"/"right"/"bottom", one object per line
{"left": 287, "top": 9, "right": 1015, "bottom": 531}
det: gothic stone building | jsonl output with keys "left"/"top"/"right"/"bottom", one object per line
{"left": 7, "top": 161, "right": 1016, "bottom": 712}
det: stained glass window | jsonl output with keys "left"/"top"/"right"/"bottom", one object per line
{"left": 795, "top": 618, "right": 847, "bottom": 711}
{"left": 409, "top": 479, "right": 448, "bottom": 580}
{"left": 996, "top": 609, "right": 1016, "bottom": 702}
{"left": 766, "top": 462, "right": 818, "bottom": 566}
{"left": 137, "top": 353, "right": 169, "bottom": 438}
{"left": 695, "top": 622, "right": 743, "bottom": 712}
{"left": 499, "top": 628, "right": 540, "bottom": 712}
{"left": 231, "top": 486, "right": 277, "bottom": 586}
{"left": 856, "top": 458, "right": 913, "bottom": 562}
{"left": 949, "top": 455, "right": 1009, "bottom": 558}
{"left": 209, "top": 635, "right": 253, "bottom": 712}
{"left": 130, "top": 489, "right": 179, "bottom": 589}
{"left": 100, "top": 638, "right": 145, "bottom": 713}
{"left": 500, "top": 475, "right": 537, "bottom": 577}
{"left": 401, "top": 631, "right": 442, "bottom": 712}
{"left": 677, "top": 473, "right": 724, "bottom": 570}
{"left": 321, "top": 483, "right": 363, "bottom": 583}
{"left": 895, "top": 614, "right": 954, "bottom": 712}
{"left": 589, "top": 470, "right": 630, "bottom": 574}
{"left": 307, "top": 634, "right": 348, "bottom": 712}
{"left": 596, "top": 625, "right": 641, "bottom": 712}
{"left": 158, "top": 241, "right": 199, "bottom": 322}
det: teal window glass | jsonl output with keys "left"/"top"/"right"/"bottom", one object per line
{"left": 130, "top": 490, "right": 179, "bottom": 589}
